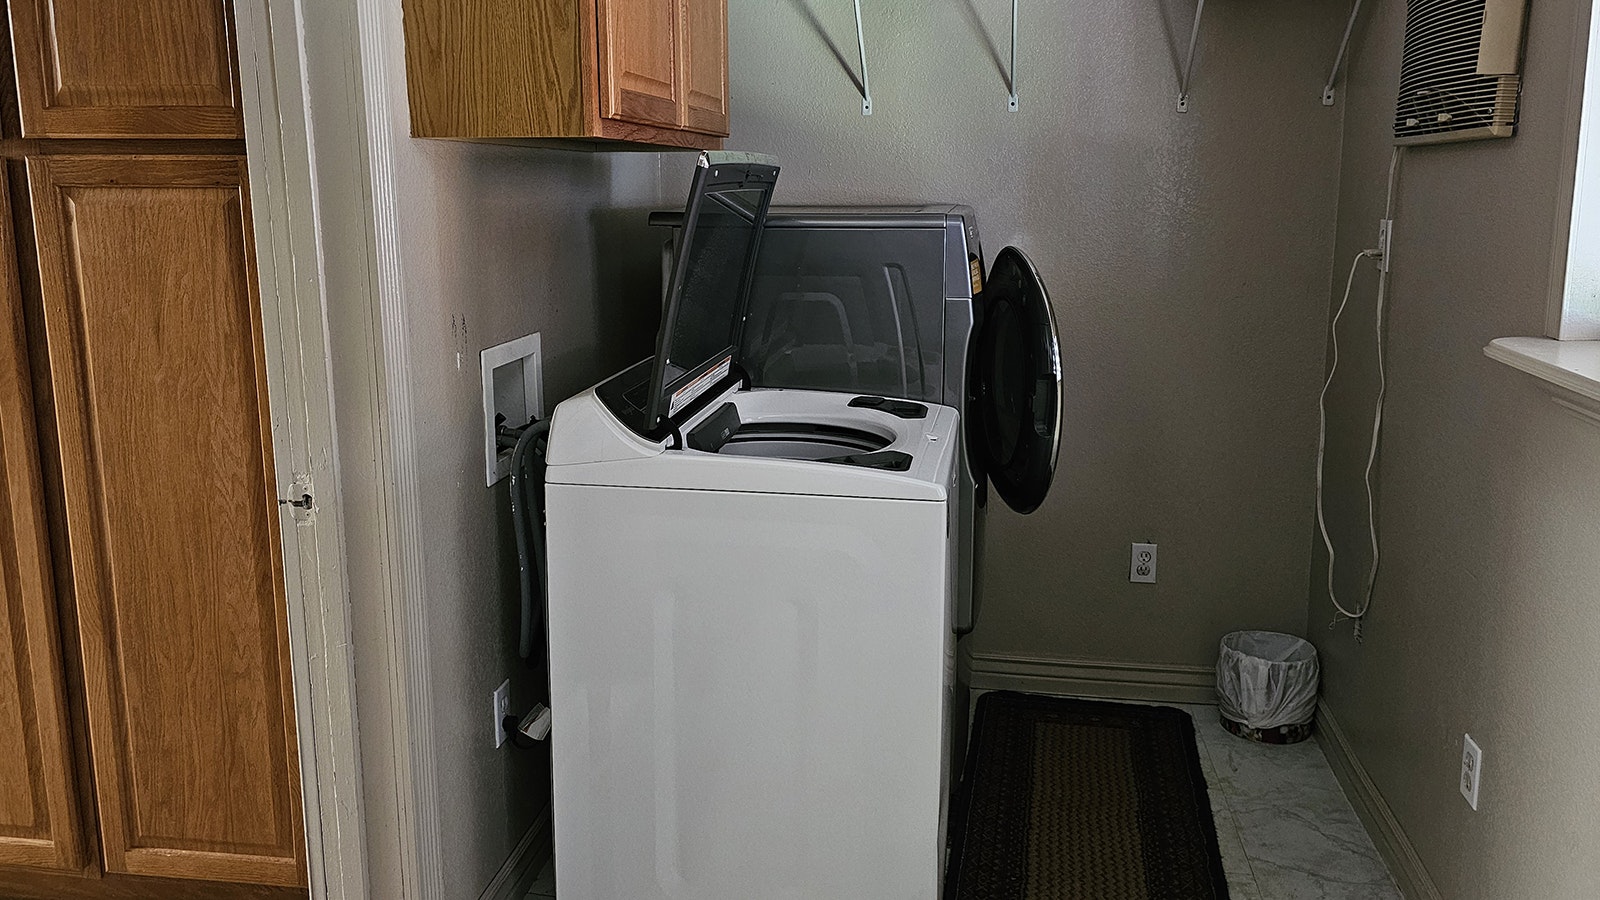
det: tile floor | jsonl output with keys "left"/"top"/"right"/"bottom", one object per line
{"left": 524, "top": 700, "right": 1402, "bottom": 899}
{"left": 1173, "top": 702, "right": 1401, "bottom": 900}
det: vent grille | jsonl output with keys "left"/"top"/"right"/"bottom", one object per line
{"left": 1394, "top": 0, "right": 1526, "bottom": 145}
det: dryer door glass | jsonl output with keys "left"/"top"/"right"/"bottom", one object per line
{"left": 741, "top": 228, "right": 947, "bottom": 402}
{"left": 970, "top": 246, "right": 1061, "bottom": 515}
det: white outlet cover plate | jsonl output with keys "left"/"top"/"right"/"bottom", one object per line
{"left": 1461, "top": 733, "right": 1482, "bottom": 810}
{"left": 493, "top": 679, "right": 511, "bottom": 749}
{"left": 1130, "top": 542, "right": 1158, "bottom": 584}
{"left": 481, "top": 332, "right": 543, "bottom": 486}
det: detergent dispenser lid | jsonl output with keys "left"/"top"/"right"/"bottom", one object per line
{"left": 644, "top": 151, "right": 780, "bottom": 430}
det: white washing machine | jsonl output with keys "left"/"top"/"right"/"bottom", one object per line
{"left": 542, "top": 153, "right": 1061, "bottom": 899}
{"left": 545, "top": 385, "right": 960, "bottom": 899}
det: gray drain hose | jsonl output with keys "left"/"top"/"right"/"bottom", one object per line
{"left": 510, "top": 419, "right": 551, "bottom": 660}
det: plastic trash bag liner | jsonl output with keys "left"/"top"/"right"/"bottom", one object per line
{"left": 1215, "top": 630, "right": 1319, "bottom": 730}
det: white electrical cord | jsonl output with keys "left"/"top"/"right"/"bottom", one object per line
{"left": 1315, "top": 250, "right": 1377, "bottom": 627}
{"left": 1315, "top": 147, "right": 1403, "bottom": 640}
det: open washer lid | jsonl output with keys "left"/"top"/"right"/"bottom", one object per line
{"left": 643, "top": 151, "right": 780, "bottom": 431}
{"left": 969, "top": 246, "right": 1062, "bottom": 515}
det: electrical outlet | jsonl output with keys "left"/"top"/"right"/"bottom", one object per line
{"left": 1376, "top": 218, "right": 1394, "bottom": 273}
{"left": 1130, "top": 543, "right": 1158, "bottom": 584}
{"left": 493, "top": 680, "right": 511, "bottom": 749}
{"left": 1460, "top": 733, "right": 1482, "bottom": 810}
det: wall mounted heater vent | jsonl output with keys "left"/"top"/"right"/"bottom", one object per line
{"left": 1394, "top": 0, "right": 1529, "bottom": 145}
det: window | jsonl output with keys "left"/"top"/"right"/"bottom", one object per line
{"left": 1549, "top": 0, "right": 1600, "bottom": 340}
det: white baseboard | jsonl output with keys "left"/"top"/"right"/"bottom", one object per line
{"left": 966, "top": 651, "right": 1218, "bottom": 705}
{"left": 478, "top": 807, "right": 553, "bottom": 900}
{"left": 1315, "top": 700, "right": 1441, "bottom": 900}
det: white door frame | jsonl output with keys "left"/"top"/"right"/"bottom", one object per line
{"left": 235, "top": 0, "right": 446, "bottom": 896}
{"left": 234, "top": 0, "right": 372, "bottom": 896}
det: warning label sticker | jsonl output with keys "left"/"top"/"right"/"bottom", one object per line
{"left": 669, "top": 355, "right": 732, "bottom": 417}
{"left": 969, "top": 256, "right": 984, "bottom": 297}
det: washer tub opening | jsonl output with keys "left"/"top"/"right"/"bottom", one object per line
{"left": 715, "top": 422, "right": 893, "bottom": 460}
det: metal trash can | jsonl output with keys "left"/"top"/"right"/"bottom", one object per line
{"left": 1215, "top": 630, "right": 1319, "bottom": 744}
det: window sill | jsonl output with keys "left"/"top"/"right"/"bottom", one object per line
{"left": 1484, "top": 337, "right": 1600, "bottom": 420}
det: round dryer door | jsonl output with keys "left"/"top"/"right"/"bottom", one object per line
{"left": 969, "top": 246, "right": 1061, "bottom": 515}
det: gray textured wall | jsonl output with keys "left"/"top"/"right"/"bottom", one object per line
{"left": 1313, "top": 0, "right": 1600, "bottom": 896}
{"left": 721, "top": 0, "right": 1347, "bottom": 667}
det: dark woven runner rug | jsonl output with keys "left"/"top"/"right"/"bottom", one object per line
{"left": 945, "top": 692, "right": 1230, "bottom": 900}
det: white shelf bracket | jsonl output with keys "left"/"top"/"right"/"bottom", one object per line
{"left": 853, "top": 0, "right": 872, "bottom": 115}
{"left": 1007, "top": 0, "right": 1019, "bottom": 111}
{"left": 1177, "top": 0, "right": 1206, "bottom": 113}
{"left": 1322, "top": 0, "right": 1365, "bottom": 106}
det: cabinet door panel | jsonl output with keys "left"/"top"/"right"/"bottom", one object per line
{"left": 7, "top": 0, "right": 243, "bottom": 138}
{"left": 680, "top": 0, "right": 728, "bottom": 135}
{"left": 598, "top": 0, "right": 681, "bottom": 127}
{"left": 28, "top": 156, "right": 304, "bottom": 887}
{"left": 0, "top": 176, "right": 84, "bottom": 873}
{"left": 402, "top": 0, "right": 585, "bottom": 138}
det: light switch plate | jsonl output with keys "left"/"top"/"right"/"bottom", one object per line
{"left": 481, "top": 333, "right": 543, "bottom": 486}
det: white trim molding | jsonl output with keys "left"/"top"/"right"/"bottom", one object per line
{"left": 237, "top": 0, "right": 454, "bottom": 894}
{"left": 1315, "top": 700, "right": 1443, "bottom": 900}
{"left": 1485, "top": 337, "right": 1600, "bottom": 403}
{"left": 351, "top": 0, "right": 445, "bottom": 894}
{"left": 966, "top": 651, "right": 1218, "bottom": 705}
{"left": 236, "top": 0, "right": 370, "bottom": 895}
{"left": 1485, "top": 337, "right": 1600, "bottom": 427}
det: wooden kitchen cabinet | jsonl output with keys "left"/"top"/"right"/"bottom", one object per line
{"left": 4, "top": 0, "right": 243, "bottom": 138}
{"left": 0, "top": 0, "right": 308, "bottom": 894}
{"left": 25, "top": 155, "right": 306, "bottom": 888}
{"left": 403, "top": 0, "right": 728, "bottom": 147}
{"left": 0, "top": 177, "right": 84, "bottom": 875}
